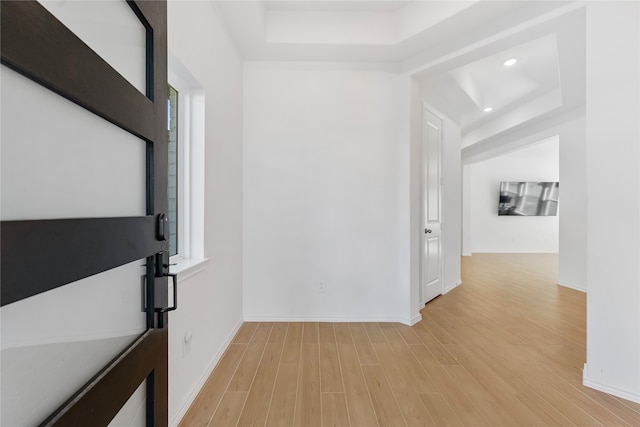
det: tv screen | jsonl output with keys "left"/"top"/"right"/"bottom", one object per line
{"left": 499, "top": 181, "right": 559, "bottom": 216}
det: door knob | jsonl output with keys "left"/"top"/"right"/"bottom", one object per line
{"left": 425, "top": 228, "right": 432, "bottom": 234}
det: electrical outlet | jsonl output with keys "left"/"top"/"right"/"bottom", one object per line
{"left": 317, "top": 281, "right": 326, "bottom": 293}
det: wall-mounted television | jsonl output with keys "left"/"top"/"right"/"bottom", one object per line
{"left": 499, "top": 181, "right": 559, "bottom": 216}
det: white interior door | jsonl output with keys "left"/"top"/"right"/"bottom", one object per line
{"left": 421, "top": 108, "right": 443, "bottom": 305}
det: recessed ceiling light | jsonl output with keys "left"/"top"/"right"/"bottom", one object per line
{"left": 503, "top": 57, "right": 519, "bottom": 67}
{"left": 483, "top": 106, "right": 493, "bottom": 112}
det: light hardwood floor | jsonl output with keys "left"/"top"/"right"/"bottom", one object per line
{"left": 179, "top": 254, "right": 640, "bottom": 426}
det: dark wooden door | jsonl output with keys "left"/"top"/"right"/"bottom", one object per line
{"left": 1, "top": 1, "right": 170, "bottom": 425}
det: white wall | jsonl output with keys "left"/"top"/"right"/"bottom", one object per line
{"left": 462, "top": 164, "right": 472, "bottom": 256}
{"left": 468, "top": 138, "right": 560, "bottom": 253}
{"left": 558, "top": 114, "right": 587, "bottom": 291}
{"left": 409, "top": 78, "right": 422, "bottom": 319}
{"left": 243, "top": 63, "right": 413, "bottom": 324}
{"left": 584, "top": 1, "right": 640, "bottom": 403}
{"left": 439, "top": 112, "right": 463, "bottom": 293}
{"left": 167, "top": 2, "right": 244, "bottom": 424}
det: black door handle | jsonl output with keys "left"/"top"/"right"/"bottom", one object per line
{"left": 154, "top": 252, "right": 178, "bottom": 329}
{"left": 156, "top": 273, "right": 177, "bottom": 313}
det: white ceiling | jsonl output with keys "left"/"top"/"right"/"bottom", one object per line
{"left": 264, "top": 1, "right": 413, "bottom": 12}
{"left": 449, "top": 34, "right": 560, "bottom": 121}
{"left": 215, "top": 0, "right": 587, "bottom": 158}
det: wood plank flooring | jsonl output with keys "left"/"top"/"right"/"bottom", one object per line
{"left": 179, "top": 254, "right": 640, "bottom": 426}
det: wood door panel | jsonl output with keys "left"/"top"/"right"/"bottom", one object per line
{"left": 1, "top": 217, "right": 162, "bottom": 306}
{"left": 41, "top": 329, "right": 167, "bottom": 426}
{"left": 0, "top": 0, "right": 169, "bottom": 425}
{"left": 0, "top": 0, "right": 168, "bottom": 306}
{"left": 0, "top": 1, "right": 159, "bottom": 142}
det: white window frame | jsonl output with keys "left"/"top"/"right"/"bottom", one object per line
{"left": 168, "top": 55, "right": 208, "bottom": 280}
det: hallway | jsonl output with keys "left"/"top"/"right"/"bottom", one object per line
{"left": 180, "top": 254, "right": 640, "bottom": 426}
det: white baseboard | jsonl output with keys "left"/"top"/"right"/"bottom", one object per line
{"left": 462, "top": 252, "right": 472, "bottom": 257}
{"left": 558, "top": 281, "right": 587, "bottom": 293}
{"left": 583, "top": 363, "right": 640, "bottom": 403}
{"left": 243, "top": 315, "right": 420, "bottom": 326}
{"left": 443, "top": 279, "right": 462, "bottom": 294}
{"left": 408, "top": 314, "right": 422, "bottom": 326}
{"left": 170, "top": 319, "right": 244, "bottom": 427}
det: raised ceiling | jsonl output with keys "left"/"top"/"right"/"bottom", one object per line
{"left": 264, "top": 1, "right": 413, "bottom": 12}
{"left": 450, "top": 34, "right": 560, "bottom": 122}
{"left": 215, "top": 0, "right": 586, "bottom": 158}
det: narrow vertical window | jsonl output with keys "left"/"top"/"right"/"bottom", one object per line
{"left": 167, "top": 85, "right": 178, "bottom": 256}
